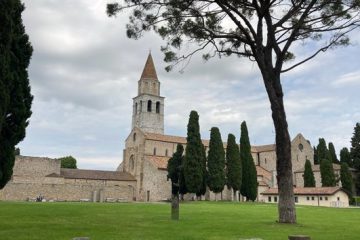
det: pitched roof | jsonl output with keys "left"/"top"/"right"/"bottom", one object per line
{"left": 251, "top": 144, "right": 276, "bottom": 153}
{"left": 256, "top": 165, "right": 272, "bottom": 181}
{"left": 60, "top": 169, "right": 136, "bottom": 181}
{"left": 144, "top": 132, "right": 272, "bottom": 153}
{"left": 140, "top": 53, "right": 158, "bottom": 80}
{"left": 145, "top": 155, "right": 170, "bottom": 170}
{"left": 261, "top": 187, "right": 345, "bottom": 196}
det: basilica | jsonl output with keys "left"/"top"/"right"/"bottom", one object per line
{"left": 1, "top": 54, "right": 327, "bottom": 204}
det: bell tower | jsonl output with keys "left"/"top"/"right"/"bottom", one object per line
{"left": 131, "top": 53, "right": 164, "bottom": 134}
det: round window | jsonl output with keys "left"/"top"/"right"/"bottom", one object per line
{"left": 298, "top": 143, "right": 304, "bottom": 151}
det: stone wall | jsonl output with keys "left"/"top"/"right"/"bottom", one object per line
{"left": 141, "top": 159, "right": 171, "bottom": 201}
{"left": 0, "top": 179, "right": 136, "bottom": 202}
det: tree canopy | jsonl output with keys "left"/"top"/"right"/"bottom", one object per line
{"left": 328, "top": 142, "right": 338, "bottom": 163}
{"left": 340, "top": 147, "right": 352, "bottom": 167}
{"left": 303, "top": 159, "right": 315, "bottom": 187}
{"left": 320, "top": 159, "right": 336, "bottom": 187}
{"left": 240, "top": 121, "right": 257, "bottom": 202}
{"left": 167, "top": 144, "right": 184, "bottom": 195}
{"left": 183, "top": 111, "right": 204, "bottom": 194}
{"left": 340, "top": 162, "right": 353, "bottom": 199}
{"left": 351, "top": 123, "right": 360, "bottom": 170}
{"left": 207, "top": 127, "right": 226, "bottom": 194}
{"left": 107, "top": 0, "right": 360, "bottom": 223}
{"left": 0, "top": 0, "right": 33, "bottom": 189}
{"left": 226, "top": 133, "right": 241, "bottom": 197}
{"left": 59, "top": 156, "right": 77, "bottom": 169}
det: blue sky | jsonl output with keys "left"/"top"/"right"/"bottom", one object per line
{"left": 18, "top": 0, "right": 360, "bottom": 170}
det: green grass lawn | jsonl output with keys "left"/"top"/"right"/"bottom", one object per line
{"left": 0, "top": 201, "right": 358, "bottom": 240}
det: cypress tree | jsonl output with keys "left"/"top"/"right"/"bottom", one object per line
{"left": 240, "top": 121, "right": 257, "bottom": 201}
{"left": 196, "top": 143, "right": 207, "bottom": 198}
{"left": 328, "top": 142, "right": 338, "bottom": 163}
{"left": 0, "top": 0, "right": 33, "bottom": 189}
{"left": 207, "top": 127, "right": 226, "bottom": 198}
{"left": 317, "top": 138, "right": 331, "bottom": 163}
{"left": 183, "top": 111, "right": 203, "bottom": 194}
{"left": 320, "top": 159, "right": 336, "bottom": 187}
{"left": 313, "top": 146, "right": 319, "bottom": 165}
{"left": 303, "top": 159, "right": 315, "bottom": 187}
{"left": 340, "top": 162, "right": 353, "bottom": 199}
{"left": 167, "top": 144, "right": 184, "bottom": 220}
{"left": 226, "top": 133, "right": 241, "bottom": 200}
{"left": 350, "top": 123, "right": 360, "bottom": 171}
{"left": 340, "top": 147, "right": 352, "bottom": 167}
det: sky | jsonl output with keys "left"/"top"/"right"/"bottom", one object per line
{"left": 18, "top": 0, "right": 360, "bottom": 170}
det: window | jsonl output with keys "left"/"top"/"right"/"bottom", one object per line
{"left": 320, "top": 197, "right": 323, "bottom": 201}
{"left": 129, "top": 155, "right": 135, "bottom": 171}
{"left": 337, "top": 197, "right": 340, "bottom": 201}
{"left": 165, "top": 149, "right": 168, "bottom": 157}
{"left": 153, "top": 148, "right": 157, "bottom": 155}
{"left": 311, "top": 196, "right": 315, "bottom": 201}
{"left": 156, "top": 101, "right": 160, "bottom": 113}
{"left": 140, "top": 100, "right": 142, "bottom": 112}
{"left": 265, "top": 158, "right": 267, "bottom": 164}
{"left": 268, "top": 196, "right": 271, "bottom": 202}
{"left": 295, "top": 196, "right": 298, "bottom": 203}
{"left": 147, "top": 100, "right": 152, "bottom": 112}
{"left": 325, "top": 197, "right": 328, "bottom": 201}
{"left": 135, "top": 102, "right": 138, "bottom": 114}
{"left": 133, "top": 133, "right": 136, "bottom": 141}
{"left": 307, "top": 196, "right": 310, "bottom": 201}
{"left": 298, "top": 143, "right": 304, "bottom": 151}
{"left": 274, "top": 196, "right": 278, "bottom": 202}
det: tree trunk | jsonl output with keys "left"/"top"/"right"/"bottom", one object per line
{"left": 171, "top": 193, "right": 179, "bottom": 220}
{"left": 262, "top": 70, "right": 296, "bottom": 224}
{"left": 233, "top": 189, "right": 237, "bottom": 202}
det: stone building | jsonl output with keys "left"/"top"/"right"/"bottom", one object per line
{"left": 0, "top": 156, "right": 136, "bottom": 202}
{"left": 119, "top": 53, "right": 315, "bottom": 202}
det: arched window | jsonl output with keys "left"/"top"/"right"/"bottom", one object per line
{"left": 129, "top": 155, "right": 135, "bottom": 171}
{"left": 165, "top": 149, "right": 168, "bottom": 157}
{"left": 147, "top": 100, "right": 152, "bottom": 112}
{"left": 133, "top": 133, "right": 136, "bottom": 142}
{"left": 153, "top": 148, "right": 157, "bottom": 155}
{"left": 135, "top": 102, "right": 138, "bottom": 114}
{"left": 156, "top": 101, "right": 160, "bottom": 113}
{"left": 140, "top": 100, "right": 142, "bottom": 112}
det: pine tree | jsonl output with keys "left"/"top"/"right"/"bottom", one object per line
{"left": 313, "top": 146, "right": 319, "bottom": 165}
{"left": 328, "top": 142, "right": 338, "bottom": 163}
{"left": 340, "top": 147, "right": 352, "bottom": 167}
{"left": 303, "top": 159, "right": 315, "bottom": 187}
{"left": 167, "top": 144, "right": 184, "bottom": 220}
{"left": 183, "top": 111, "right": 203, "bottom": 194}
{"left": 320, "top": 159, "right": 336, "bottom": 187}
{"left": 317, "top": 138, "right": 330, "bottom": 163}
{"left": 226, "top": 133, "right": 241, "bottom": 200}
{"left": 207, "top": 127, "right": 226, "bottom": 198}
{"left": 340, "top": 162, "right": 353, "bottom": 199}
{"left": 350, "top": 123, "right": 360, "bottom": 171}
{"left": 0, "top": 0, "right": 33, "bottom": 189}
{"left": 240, "top": 121, "right": 257, "bottom": 201}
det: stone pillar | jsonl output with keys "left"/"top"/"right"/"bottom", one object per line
{"left": 99, "top": 189, "right": 104, "bottom": 203}
{"left": 92, "top": 190, "right": 98, "bottom": 202}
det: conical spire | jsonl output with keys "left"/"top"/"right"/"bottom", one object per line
{"left": 140, "top": 53, "right": 158, "bottom": 80}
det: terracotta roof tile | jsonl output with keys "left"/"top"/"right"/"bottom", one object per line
{"left": 251, "top": 144, "right": 276, "bottom": 153}
{"left": 256, "top": 166, "right": 272, "bottom": 181}
{"left": 140, "top": 53, "right": 158, "bottom": 80}
{"left": 262, "top": 187, "right": 344, "bottom": 195}
{"left": 145, "top": 155, "right": 170, "bottom": 170}
{"left": 60, "top": 169, "right": 136, "bottom": 181}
